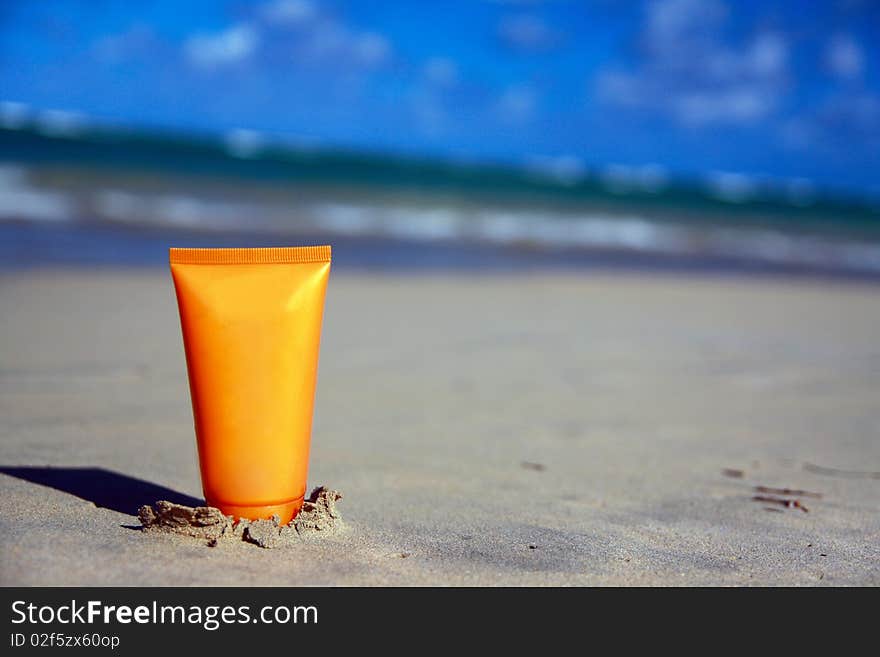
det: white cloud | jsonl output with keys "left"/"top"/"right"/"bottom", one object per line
{"left": 185, "top": 24, "right": 258, "bottom": 69}
{"left": 825, "top": 34, "right": 864, "bottom": 80}
{"left": 93, "top": 24, "right": 158, "bottom": 64}
{"left": 134, "top": 0, "right": 396, "bottom": 97}
{"left": 672, "top": 87, "right": 773, "bottom": 125}
{"left": 290, "top": 18, "right": 392, "bottom": 70}
{"left": 784, "top": 91, "right": 880, "bottom": 152}
{"left": 597, "top": 0, "right": 788, "bottom": 126}
{"left": 424, "top": 57, "right": 458, "bottom": 87}
{"left": 498, "top": 85, "right": 536, "bottom": 123}
{"left": 254, "top": 2, "right": 393, "bottom": 71}
{"left": 410, "top": 58, "right": 459, "bottom": 137}
{"left": 497, "top": 14, "right": 561, "bottom": 51}
{"left": 597, "top": 70, "right": 778, "bottom": 126}
{"left": 353, "top": 32, "right": 391, "bottom": 67}
{"left": 749, "top": 32, "right": 788, "bottom": 77}
{"left": 645, "top": 0, "right": 727, "bottom": 50}
{"left": 262, "top": 0, "right": 316, "bottom": 26}
{"left": 412, "top": 95, "right": 448, "bottom": 137}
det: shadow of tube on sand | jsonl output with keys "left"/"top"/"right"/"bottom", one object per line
{"left": 0, "top": 466, "right": 203, "bottom": 516}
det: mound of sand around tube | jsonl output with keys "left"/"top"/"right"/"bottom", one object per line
{"left": 138, "top": 486, "right": 342, "bottom": 549}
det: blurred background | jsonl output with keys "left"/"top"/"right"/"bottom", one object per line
{"left": 3, "top": 1, "right": 880, "bottom": 588}
{"left": 1, "top": 0, "right": 879, "bottom": 275}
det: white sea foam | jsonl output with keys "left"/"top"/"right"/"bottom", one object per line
{"left": 707, "top": 171, "right": 757, "bottom": 204}
{"left": 598, "top": 164, "right": 671, "bottom": 195}
{"left": 0, "top": 164, "right": 73, "bottom": 222}
{"left": 382, "top": 207, "right": 461, "bottom": 241}
{"left": 94, "top": 189, "right": 278, "bottom": 231}
{"left": 526, "top": 155, "right": 587, "bottom": 186}
{"left": 224, "top": 129, "right": 265, "bottom": 159}
{"left": 314, "top": 203, "right": 377, "bottom": 235}
{"left": 34, "top": 110, "right": 87, "bottom": 138}
{"left": 0, "top": 164, "right": 27, "bottom": 188}
{"left": 786, "top": 178, "right": 817, "bottom": 207}
{"left": 464, "top": 210, "right": 686, "bottom": 252}
{"left": 95, "top": 190, "right": 141, "bottom": 220}
{"left": 308, "top": 202, "right": 880, "bottom": 273}
{"left": 0, "top": 101, "right": 29, "bottom": 130}
{"left": 6, "top": 177, "right": 880, "bottom": 274}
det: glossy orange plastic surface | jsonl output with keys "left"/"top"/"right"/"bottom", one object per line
{"left": 169, "top": 246, "right": 331, "bottom": 523}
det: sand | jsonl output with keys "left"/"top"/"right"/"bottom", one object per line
{"left": 138, "top": 487, "right": 343, "bottom": 548}
{"left": 1, "top": 269, "right": 879, "bottom": 585}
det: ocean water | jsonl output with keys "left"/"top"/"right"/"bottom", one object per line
{"left": 2, "top": 125, "right": 879, "bottom": 277}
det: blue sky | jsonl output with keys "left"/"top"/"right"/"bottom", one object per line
{"left": 1, "top": 0, "right": 878, "bottom": 196}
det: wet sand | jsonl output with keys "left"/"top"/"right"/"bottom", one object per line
{"left": 1, "top": 269, "right": 878, "bottom": 585}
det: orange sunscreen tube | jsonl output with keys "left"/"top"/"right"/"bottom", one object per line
{"left": 169, "top": 246, "right": 331, "bottom": 523}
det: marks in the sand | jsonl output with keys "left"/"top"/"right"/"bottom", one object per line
{"left": 721, "top": 468, "right": 824, "bottom": 515}
{"left": 753, "top": 495, "right": 810, "bottom": 513}
{"left": 731, "top": 461, "right": 879, "bottom": 514}
{"left": 753, "top": 485, "right": 822, "bottom": 498}
{"left": 520, "top": 461, "right": 546, "bottom": 472}
{"left": 803, "top": 462, "right": 880, "bottom": 480}
{"left": 385, "top": 551, "right": 411, "bottom": 559}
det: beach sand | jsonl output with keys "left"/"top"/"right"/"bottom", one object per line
{"left": 1, "top": 269, "right": 878, "bottom": 585}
